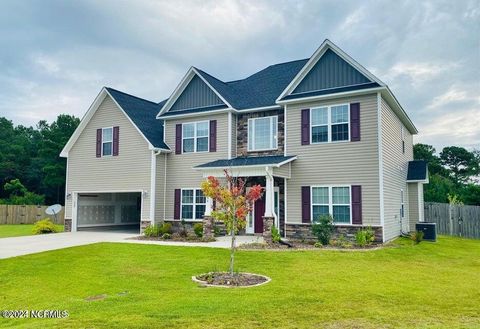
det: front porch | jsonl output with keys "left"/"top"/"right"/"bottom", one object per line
{"left": 195, "top": 155, "right": 297, "bottom": 237}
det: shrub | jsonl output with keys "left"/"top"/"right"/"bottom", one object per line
{"left": 162, "top": 233, "right": 171, "bottom": 240}
{"left": 271, "top": 226, "right": 281, "bottom": 243}
{"left": 213, "top": 225, "right": 221, "bottom": 237}
{"left": 410, "top": 230, "right": 424, "bottom": 244}
{"left": 193, "top": 223, "right": 203, "bottom": 238}
{"left": 330, "top": 234, "right": 352, "bottom": 248}
{"left": 314, "top": 242, "right": 323, "bottom": 248}
{"left": 144, "top": 224, "right": 161, "bottom": 237}
{"left": 179, "top": 219, "right": 188, "bottom": 237}
{"left": 311, "top": 214, "right": 334, "bottom": 245}
{"left": 33, "top": 219, "right": 59, "bottom": 235}
{"left": 355, "top": 227, "right": 375, "bottom": 247}
{"left": 159, "top": 222, "right": 172, "bottom": 235}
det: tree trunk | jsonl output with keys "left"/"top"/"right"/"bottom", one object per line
{"left": 229, "top": 226, "right": 236, "bottom": 276}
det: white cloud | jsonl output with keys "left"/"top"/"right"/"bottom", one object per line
{"left": 385, "top": 61, "right": 460, "bottom": 86}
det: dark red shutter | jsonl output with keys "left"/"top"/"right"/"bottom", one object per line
{"left": 351, "top": 185, "right": 362, "bottom": 224}
{"left": 350, "top": 103, "right": 360, "bottom": 142}
{"left": 209, "top": 120, "right": 217, "bottom": 152}
{"left": 301, "top": 186, "right": 311, "bottom": 223}
{"left": 301, "top": 109, "right": 310, "bottom": 145}
{"left": 175, "top": 124, "right": 182, "bottom": 154}
{"left": 96, "top": 128, "right": 102, "bottom": 157}
{"left": 113, "top": 126, "right": 119, "bottom": 156}
{"left": 174, "top": 189, "right": 181, "bottom": 220}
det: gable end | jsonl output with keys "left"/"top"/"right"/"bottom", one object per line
{"left": 292, "top": 48, "right": 371, "bottom": 94}
{"left": 171, "top": 75, "right": 225, "bottom": 112}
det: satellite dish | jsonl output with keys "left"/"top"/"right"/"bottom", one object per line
{"left": 46, "top": 204, "right": 62, "bottom": 215}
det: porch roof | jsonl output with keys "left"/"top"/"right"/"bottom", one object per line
{"left": 195, "top": 155, "right": 297, "bottom": 169}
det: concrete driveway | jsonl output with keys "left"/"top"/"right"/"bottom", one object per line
{"left": 0, "top": 232, "right": 262, "bottom": 259}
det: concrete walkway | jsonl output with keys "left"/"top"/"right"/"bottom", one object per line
{"left": 0, "top": 232, "right": 262, "bottom": 259}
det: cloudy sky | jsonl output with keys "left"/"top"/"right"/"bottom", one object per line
{"left": 0, "top": 0, "right": 478, "bottom": 151}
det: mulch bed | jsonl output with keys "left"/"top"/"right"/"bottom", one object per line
{"left": 238, "top": 241, "right": 382, "bottom": 251}
{"left": 132, "top": 234, "right": 216, "bottom": 243}
{"left": 193, "top": 272, "right": 270, "bottom": 287}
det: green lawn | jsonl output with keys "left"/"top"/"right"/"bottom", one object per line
{"left": 0, "top": 224, "right": 64, "bottom": 238}
{"left": 0, "top": 236, "right": 478, "bottom": 329}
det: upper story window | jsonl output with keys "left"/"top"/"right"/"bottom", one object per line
{"left": 248, "top": 116, "right": 278, "bottom": 151}
{"left": 401, "top": 126, "right": 405, "bottom": 154}
{"left": 311, "top": 104, "right": 349, "bottom": 143}
{"left": 183, "top": 121, "right": 209, "bottom": 153}
{"left": 312, "top": 186, "right": 351, "bottom": 224}
{"left": 102, "top": 127, "right": 113, "bottom": 156}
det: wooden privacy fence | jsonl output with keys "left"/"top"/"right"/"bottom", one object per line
{"left": 0, "top": 205, "right": 65, "bottom": 225}
{"left": 424, "top": 202, "right": 480, "bottom": 239}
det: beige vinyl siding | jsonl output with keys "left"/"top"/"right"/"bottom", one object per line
{"left": 381, "top": 97, "right": 414, "bottom": 241}
{"left": 285, "top": 94, "right": 380, "bottom": 225}
{"left": 408, "top": 183, "right": 419, "bottom": 231}
{"left": 154, "top": 153, "right": 167, "bottom": 222}
{"left": 273, "top": 163, "right": 290, "bottom": 178}
{"left": 65, "top": 95, "right": 152, "bottom": 220}
{"left": 163, "top": 113, "right": 229, "bottom": 220}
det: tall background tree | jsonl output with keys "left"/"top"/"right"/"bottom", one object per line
{"left": 0, "top": 115, "right": 79, "bottom": 205}
{"left": 414, "top": 143, "right": 480, "bottom": 205}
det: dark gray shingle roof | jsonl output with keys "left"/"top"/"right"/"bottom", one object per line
{"left": 407, "top": 160, "right": 428, "bottom": 181}
{"left": 195, "top": 155, "right": 297, "bottom": 168}
{"left": 106, "top": 87, "right": 169, "bottom": 150}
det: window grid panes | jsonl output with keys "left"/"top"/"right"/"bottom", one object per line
{"left": 311, "top": 104, "right": 349, "bottom": 143}
{"left": 102, "top": 127, "right": 113, "bottom": 156}
{"left": 248, "top": 116, "right": 278, "bottom": 151}
{"left": 182, "top": 121, "right": 209, "bottom": 153}
{"left": 181, "top": 189, "right": 206, "bottom": 220}
{"left": 312, "top": 186, "right": 351, "bottom": 224}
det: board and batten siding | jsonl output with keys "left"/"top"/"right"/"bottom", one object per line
{"left": 381, "top": 97, "right": 414, "bottom": 241}
{"left": 163, "top": 113, "right": 229, "bottom": 220}
{"left": 285, "top": 94, "right": 380, "bottom": 225}
{"left": 65, "top": 95, "right": 152, "bottom": 221}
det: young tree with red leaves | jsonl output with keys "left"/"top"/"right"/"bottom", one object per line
{"left": 201, "top": 170, "right": 263, "bottom": 275}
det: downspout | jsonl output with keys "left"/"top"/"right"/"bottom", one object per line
{"left": 150, "top": 150, "right": 161, "bottom": 224}
{"left": 163, "top": 152, "right": 167, "bottom": 221}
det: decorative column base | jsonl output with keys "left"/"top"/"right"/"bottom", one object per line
{"left": 203, "top": 216, "right": 215, "bottom": 239}
{"left": 140, "top": 220, "right": 151, "bottom": 233}
{"left": 262, "top": 216, "right": 274, "bottom": 243}
{"left": 64, "top": 218, "right": 72, "bottom": 232}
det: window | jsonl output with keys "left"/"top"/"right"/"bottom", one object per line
{"left": 311, "top": 104, "right": 349, "bottom": 143}
{"left": 248, "top": 116, "right": 278, "bottom": 151}
{"left": 181, "top": 189, "right": 206, "bottom": 220}
{"left": 183, "top": 121, "right": 209, "bottom": 153}
{"left": 102, "top": 127, "right": 113, "bottom": 156}
{"left": 311, "top": 186, "right": 351, "bottom": 224}
{"left": 401, "top": 126, "right": 405, "bottom": 154}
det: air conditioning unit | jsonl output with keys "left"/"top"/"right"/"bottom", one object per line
{"left": 415, "top": 222, "right": 436, "bottom": 241}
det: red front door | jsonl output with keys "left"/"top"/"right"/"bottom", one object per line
{"left": 254, "top": 195, "right": 265, "bottom": 234}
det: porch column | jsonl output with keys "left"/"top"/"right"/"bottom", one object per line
{"left": 205, "top": 197, "right": 213, "bottom": 216}
{"left": 264, "top": 167, "right": 274, "bottom": 217}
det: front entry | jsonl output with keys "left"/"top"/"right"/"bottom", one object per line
{"left": 253, "top": 196, "right": 265, "bottom": 234}
{"left": 245, "top": 187, "right": 279, "bottom": 234}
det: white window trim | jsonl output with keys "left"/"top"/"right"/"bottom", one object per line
{"left": 182, "top": 120, "right": 210, "bottom": 154}
{"left": 101, "top": 126, "right": 113, "bottom": 157}
{"left": 310, "top": 103, "right": 350, "bottom": 144}
{"left": 247, "top": 115, "right": 278, "bottom": 152}
{"left": 311, "top": 185, "right": 352, "bottom": 225}
{"left": 180, "top": 188, "right": 206, "bottom": 221}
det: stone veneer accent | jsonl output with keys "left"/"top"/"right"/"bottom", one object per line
{"left": 202, "top": 216, "right": 214, "bottom": 239}
{"left": 140, "top": 220, "right": 151, "bottom": 233}
{"left": 262, "top": 216, "right": 274, "bottom": 243}
{"left": 64, "top": 218, "right": 72, "bottom": 232}
{"left": 236, "top": 109, "right": 285, "bottom": 157}
{"left": 164, "top": 220, "right": 227, "bottom": 236}
{"left": 285, "top": 223, "right": 383, "bottom": 243}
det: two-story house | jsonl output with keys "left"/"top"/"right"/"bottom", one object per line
{"left": 60, "top": 39, "right": 428, "bottom": 242}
